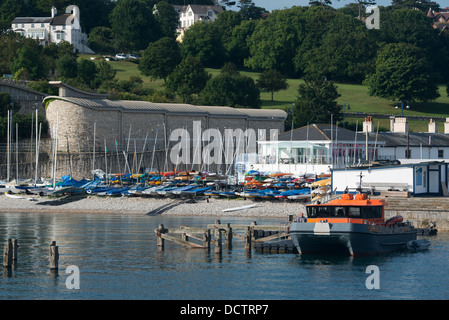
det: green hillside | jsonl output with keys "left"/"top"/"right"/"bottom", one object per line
{"left": 86, "top": 56, "right": 449, "bottom": 133}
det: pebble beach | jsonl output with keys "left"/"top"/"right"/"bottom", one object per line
{"left": 0, "top": 193, "right": 305, "bottom": 218}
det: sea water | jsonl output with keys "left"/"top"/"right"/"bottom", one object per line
{"left": 0, "top": 212, "right": 447, "bottom": 300}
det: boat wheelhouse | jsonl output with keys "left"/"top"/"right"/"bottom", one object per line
{"left": 289, "top": 193, "right": 417, "bottom": 256}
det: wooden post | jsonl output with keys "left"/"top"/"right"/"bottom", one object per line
{"left": 214, "top": 228, "right": 222, "bottom": 254}
{"left": 245, "top": 226, "right": 252, "bottom": 250}
{"left": 250, "top": 221, "right": 257, "bottom": 242}
{"left": 49, "top": 241, "right": 59, "bottom": 270}
{"left": 3, "top": 239, "right": 12, "bottom": 268}
{"left": 225, "top": 223, "right": 232, "bottom": 248}
{"left": 156, "top": 224, "right": 165, "bottom": 249}
{"left": 203, "top": 230, "right": 211, "bottom": 249}
{"left": 12, "top": 239, "right": 18, "bottom": 261}
{"left": 214, "top": 219, "right": 222, "bottom": 254}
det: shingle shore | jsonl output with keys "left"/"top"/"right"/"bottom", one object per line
{"left": 0, "top": 194, "right": 306, "bottom": 218}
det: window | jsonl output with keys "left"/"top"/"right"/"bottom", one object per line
{"left": 416, "top": 167, "right": 422, "bottom": 186}
{"left": 438, "top": 150, "right": 444, "bottom": 158}
{"left": 306, "top": 206, "right": 382, "bottom": 219}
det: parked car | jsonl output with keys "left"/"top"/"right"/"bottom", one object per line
{"left": 115, "top": 53, "right": 127, "bottom": 60}
{"left": 127, "top": 54, "right": 139, "bottom": 59}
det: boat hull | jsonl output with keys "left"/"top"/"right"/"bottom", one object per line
{"left": 289, "top": 222, "right": 417, "bottom": 256}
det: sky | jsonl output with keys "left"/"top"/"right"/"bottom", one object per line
{"left": 251, "top": 0, "right": 447, "bottom": 12}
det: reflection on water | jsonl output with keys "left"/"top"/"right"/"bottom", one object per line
{"left": 0, "top": 212, "right": 448, "bottom": 300}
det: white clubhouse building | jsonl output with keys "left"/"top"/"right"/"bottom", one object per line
{"left": 10, "top": 5, "right": 94, "bottom": 54}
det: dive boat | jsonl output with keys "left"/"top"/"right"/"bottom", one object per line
{"left": 289, "top": 193, "right": 417, "bottom": 256}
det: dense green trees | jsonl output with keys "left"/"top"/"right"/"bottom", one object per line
{"left": 1, "top": 1, "right": 448, "bottom": 114}
{"left": 139, "top": 37, "right": 182, "bottom": 82}
{"left": 201, "top": 67, "right": 261, "bottom": 108}
{"left": 166, "top": 56, "right": 211, "bottom": 102}
{"left": 256, "top": 69, "right": 288, "bottom": 101}
{"left": 181, "top": 22, "right": 226, "bottom": 68}
{"left": 364, "top": 43, "right": 440, "bottom": 102}
{"left": 109, "top": 0, "right": 160, "bottom": 51}
{"left": 294, "top": 74, "right": 341, "bottom": 127}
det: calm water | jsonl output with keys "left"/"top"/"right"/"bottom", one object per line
{"left": 0, "top": 212, "right": 448, "bottom": 300}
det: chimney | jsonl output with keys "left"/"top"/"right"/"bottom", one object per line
{"left": 363, "top": 116, "right": 374, "bottom": 133}
{"left": 392, "top": 117, "right": 408, "bottom": 133}
{"left": 428, "top": 118, "right": 438, "bottom": 133}
{"left": 444, "top": 118, "right": 449, "bottom": 134}
{"left": 390, "top": 116, "right": 395, "bottom": 132}
{"left": 51, "top": 6, "right": 57, "bottom": 18}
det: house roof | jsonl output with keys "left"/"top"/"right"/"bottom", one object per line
{"left": 279, "top": 124, "right": 377, "bottom": 143}
{"left": 279, "top": 123, "right": 449, "bottom": 147}
{"left": 12, "top": 17, "right": 52, "bottom": 24}
{"left": 43, "top": 96, "right": 287, "bottom": 120}
{"left": 376, "top": 132, "right": 449, "bottom": 147}
{"left": 12, "top": 13, "right": 73, "bottom": 26}
{"left": 173, "top": 4, "right": 224, "bottom": 15}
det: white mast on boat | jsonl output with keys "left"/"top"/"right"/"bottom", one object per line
{"left": 353, "top": 120, "right": 358, "bottom": 165}
{"left": 93, "top": 121, "right": 96, "bottom": 174}
{"left": 15, "top": 123, "right": 18, "bottom": 181}
{"left": 52, "top": 112, "right": 59, "bottom": 189}
{"left": 7, "top": 110, "right": 10, "bottom": 182}
{"left": 35, "top": 123, "right": 41, "bottom": 186}
{"left": 150, "top": 128, "right": 158, "bottom": 173}
{"left": 35, "top": 109, "right": 38, "bottom": 184}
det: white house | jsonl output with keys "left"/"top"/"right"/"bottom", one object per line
{"left": 331, "top": 161, "right": 448, "bottom": 197}
{"left": 173, "top": 4, "right": 224, "bottom": 36}
{"left": 242, "top": 122, "right": 384, "bottom": 177}
{"left": 11, "top": 5, "right": 94, "bottom": 54}
{"left": 240, "top": 116, "right": 449, "bottom": 178}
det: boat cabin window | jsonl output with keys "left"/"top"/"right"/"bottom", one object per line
{"left": 307, "top": 206, "right": 382, "bottom": 219}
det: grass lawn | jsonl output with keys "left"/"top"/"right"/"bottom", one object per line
{"left": 80, "top": 54, "right": 449, "bottom": 132}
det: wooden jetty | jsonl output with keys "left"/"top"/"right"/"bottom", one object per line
{"left": 155, "top": 218, "right": 298, "bottom": 254}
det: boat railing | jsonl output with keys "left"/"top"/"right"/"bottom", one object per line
{"left": 307, "top": 193, "right": 340, "bottom": 205}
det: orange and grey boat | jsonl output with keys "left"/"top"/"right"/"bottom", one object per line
{"left": 289, "top": 193, "right": 417, "bottom": 256}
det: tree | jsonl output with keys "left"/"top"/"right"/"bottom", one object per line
{"left": 88, "top": 27, "right": 116, "bottom": 53}
{"left": 181, "top": 22, "right": 226, "bottom": 68}
{"left": 364, "top": 43, "right": 440, "bottom": 102}
{"left": 256, "top": 69, "right": 288, "bottom": 101}
{"left": 391, "top": 0, "right": 440, "bottom": 11}
{"left": 201, "top": 71, "right": 261, "bottom": 108}
{"left": 109, "top": 0, "right": 161, "bottom": 51}
{"left": 56, "top": 54, "right": 78, "bottom": 79}
{"left": 94, "top": 60, "right": 117, "bottom": 89}
{"left": 294, "top": 11, "right": 377, "bottom": 83}
{"left": 166, "top": 56, "right": 211, "bottom": 102}
{"left": 0, "top": 92, "right": 11, "bottom": 117}
{"left": 245, "top": 6, "right": 308, "bottom": 76}
{"left": 77, "top": 59, "right": 98, "bottom": 89}
{"left": 294, "top": 74, "right": 341, "bottom": 128}
{"left": 11, "top": 45, "right": 45, "bottom": 80}
{"left": 238, "top": 0, "right": 266, "bottom": 20}
{"left": 309, "top": 0, "right": 334, "bottom": 8}
{"left": 139, "top": 37, "right": 182, "bottom": 82}
{"left": 153, "top": 1, "right": 179, "bottom": 38}
{"left": 226, "top": 19, "right": 257, "bottom": 67}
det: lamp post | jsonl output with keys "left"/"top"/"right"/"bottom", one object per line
{"left": 395, "top": 100, "right": 410, "bottom": 117}
{"left": 343, "top": 103, "right": 350, "bottom": 128}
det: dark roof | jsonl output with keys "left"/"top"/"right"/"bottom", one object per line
{"left": 12, "top": 17, "right": 52, "bottom": 24}
{"left": 280, "top": 123, "right": 449, "bottom": 147}
{"left": 43, "top": 96, "right": 287, "bottom": 120}
{"left": 377, "top": 132, "right": 449, "bottom": 147}
{"left": 12, "top": 13, "right": 73, "bottom": 26}
{"left": 279, "top": 124, "right": 377, "bottom": 143}
{"left": 50, "top": 14, "right": 73, "bottom": 25}
{"left": 173, "top": 4, "right": 223, "bottom": 15}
